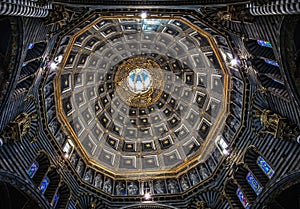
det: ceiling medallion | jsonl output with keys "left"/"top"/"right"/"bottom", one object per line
{"left": 115, "top": 57, "right": 164, "bottom": 107}
{"left": 127, "top": 68, "right": 152, "bottom": 94}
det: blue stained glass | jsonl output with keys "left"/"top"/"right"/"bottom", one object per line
{"left": 142, "top": 73, "right": 148, "bottom": 81}
{"left": 127, "top": 68, "right": 152, "bottom": 93}
{"left": 28, "top": 43, "right": 35, "bottom": 49}
{"left": 257, "top": 156, "right": 275, "bottom": 179}
{"left": 27, "top": 161, "right": 39, "bottom": 178}
{"left": 264, "top": 59, "right": 279, "bottom": 67}
{"left": 136, "top": 75, "right": 142, "bottom": 82}
{"left": 257, "top": 40, "right": 272, "bottom": 48}
{"left": 237, "top": 188, "right": 251, "bottom": 209}
{"left": 39, "top": 176, "right": 50, "bottom": 194}
{"left": 272, "top": 78, "right": 284, "bottom": 85}
{"left": 246, "top": 172, "right": 263, "bottom": 195}
{"left": 51, "top": 193, "right": 60, "bottom": 208}
{"left": 129, "top": 73, "right": 135, "bottom": 80}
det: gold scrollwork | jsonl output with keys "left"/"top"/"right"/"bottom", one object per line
{"left": 114, "top": 57, "right": 164, "bottom": 108}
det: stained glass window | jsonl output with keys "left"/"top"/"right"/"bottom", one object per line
{"left": 257, "top": 156, "right": 275, "bottom": 179}
{"left": 272, "top": 78, "right": 284, "bottom": 85}
{"left": 27, "top": 161, "right": 39, "bottom": 178}
{"left": 39, "top": 176, "right": 50, "bottom": 194}
{"left": 127, "top": 68, "right": 152, "bottom": 93}
{"left": 246, "top": 172, "right": 263, "bottom": 195}
{"left": 236, "top": 188, "right": 251, "bottom": 209}
{"left": 264, "top": 59, "right": 279, "bottom": 67}
{"left": 28, "top": 43, "right": 35, "bottom": 49}
{"left": 257, "top": 40, "right": 272, "bottom": 48}
{"left": 51, "top": 192, "right": 60, "bottom": 208}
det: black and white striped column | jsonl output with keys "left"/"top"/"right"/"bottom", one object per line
{"left": 247, "top": 0, "right": 300, "bottom": 16}
{"left": 0, "top": 0, "right": 52, "bottom": 17}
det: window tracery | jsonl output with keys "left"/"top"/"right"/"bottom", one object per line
{"left": 246, "top": 172, "right": 263, "bottom": 195}
{"left": 39, "top": 176, "right": 50, "bottom": 194}
{"left": 27, "top": 161, "right": 39, "bottom": 178}
{"left": 257, "top": 40, "right": 272, "bottom": 48}
{"left": 236, "top": 187, "right": 251, "bottom": 209}
{"left": 257, "top": 156, "right": 275, "bottom": 179}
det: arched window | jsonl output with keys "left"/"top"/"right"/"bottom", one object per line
{"left": 244, "top": 147, "right": 275, "bottom": 187}
{"left": 234, "top": 166, "right": 257, "bottom": 202}
{"left": 236, "top": 187, "right": 251, "bottom": 209}
{"left": 39, "top": 176, "right": 50, "bottom": 194}
{"left": 51, "top": 192, "right": 60, "bottom": 208}
{"left": 44, "top": 169, "right": 60, "bottom": 203}
{"left": 258, "top": 74, "right": 286, "bottom": 92}
{"left": 15, "top": 74, "right": 36, "bottom": 97}
{"left": 257, "top": 156, "right": 275, "bottom": 179}
{"left": 24, "top": 41, "right": 47, "bottom": 62}
{"left": 27, "top": 161, "right": 39, "bottom": 178}
{"left": 252, "top": 58, "right": 281, "bottom": 76}
{"left": 28, "top": 43, "right": 35, "bottom": 49}
{"left": 29, "top": 152, "right": 63, "bottom": 207}
{"left": 56, "top": 182, "right": 71, "bottom": 209}
{"left": 245, "top": 39, "right": 275, "bottom": 60}
{"left": 32, "top": 153, "right": 50, "bottom": 186}
{"left": 257, "top": 40, "right": 272, "bottom": 48}
{"left": 19, "top": 60, "right": 41, "bottom": 81}
{"left": 264, "top": 58, "right": 279, "bottom": 67}
{"left": 225, "top": 179, "right": 250, "bottom": 208}
{"left": 246, "top": 172, "right": 263, "bottom": 195}
{"left": 271, "top": 78, "right": 284, "bottom": 85}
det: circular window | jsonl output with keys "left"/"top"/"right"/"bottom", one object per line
{"left": 114, "top": 57, "right": 164, "bottom": 108}
{"left": 127, "top": 68, "right": 152, "bottom": 94}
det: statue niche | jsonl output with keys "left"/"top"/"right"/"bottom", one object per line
{"left": 216, "top": 6, "right": 254, "bottom": 23}
{"left": 44, "top": 4, "right": 75, "bottom": 27}
{"left": 257, "top": 109, "right": 300, "bottom": 143}
{"left": 0, "top": 112, "right": 37, "bottom": 143}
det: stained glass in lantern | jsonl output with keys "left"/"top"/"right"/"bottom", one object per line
{"left": 236, "top": 188, "right": 251, "bottom": 209}
{"left": 257, "top": 40, "right": 272, "bottom": 48}
{"left": 264, "top": 59, "right": 279, "bottom": 67}
{"left": 127, "top": 68, "right": 152, "bottom": 93}
{"left": 39, "top": 176, "right": 50, "bottom": 194}
{"left": 246, "top": 172, "right": 263, "bottom": 195}
{"left": 27, "top": 161, "right": 39, "bottom": 178}
{"left": 257, "top": 156, "right": 275, "bottom": 179}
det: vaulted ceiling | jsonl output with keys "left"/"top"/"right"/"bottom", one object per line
{"left": 43, "top": 9, "right": 244, "bottom": 197}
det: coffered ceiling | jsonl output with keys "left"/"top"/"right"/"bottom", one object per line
{"left": 43, "top": 10, "right": 244, "bottom": 196}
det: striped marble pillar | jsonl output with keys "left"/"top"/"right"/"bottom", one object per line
{"left": 247, "top": 0, "right": 300, "bottom": 16}
{"left": 0, "top": 0, "right": 52, "bottom": 17}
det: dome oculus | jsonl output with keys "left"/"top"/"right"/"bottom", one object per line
{"left": 127, "top": 68, "right": 152, "bottom": 94}
{"left": 115, "top": 57, "right": 164, "bottom": 108}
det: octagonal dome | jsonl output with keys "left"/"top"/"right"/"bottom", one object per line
{"left": 50, "top": 13, "right": 234, "bottom": 181}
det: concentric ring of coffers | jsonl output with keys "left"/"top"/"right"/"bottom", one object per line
{"left": 43, "top": 11, "right": 244, "bottom": 197}
{"left": 57, "top": 17, "right": 226, "bottom": 175}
